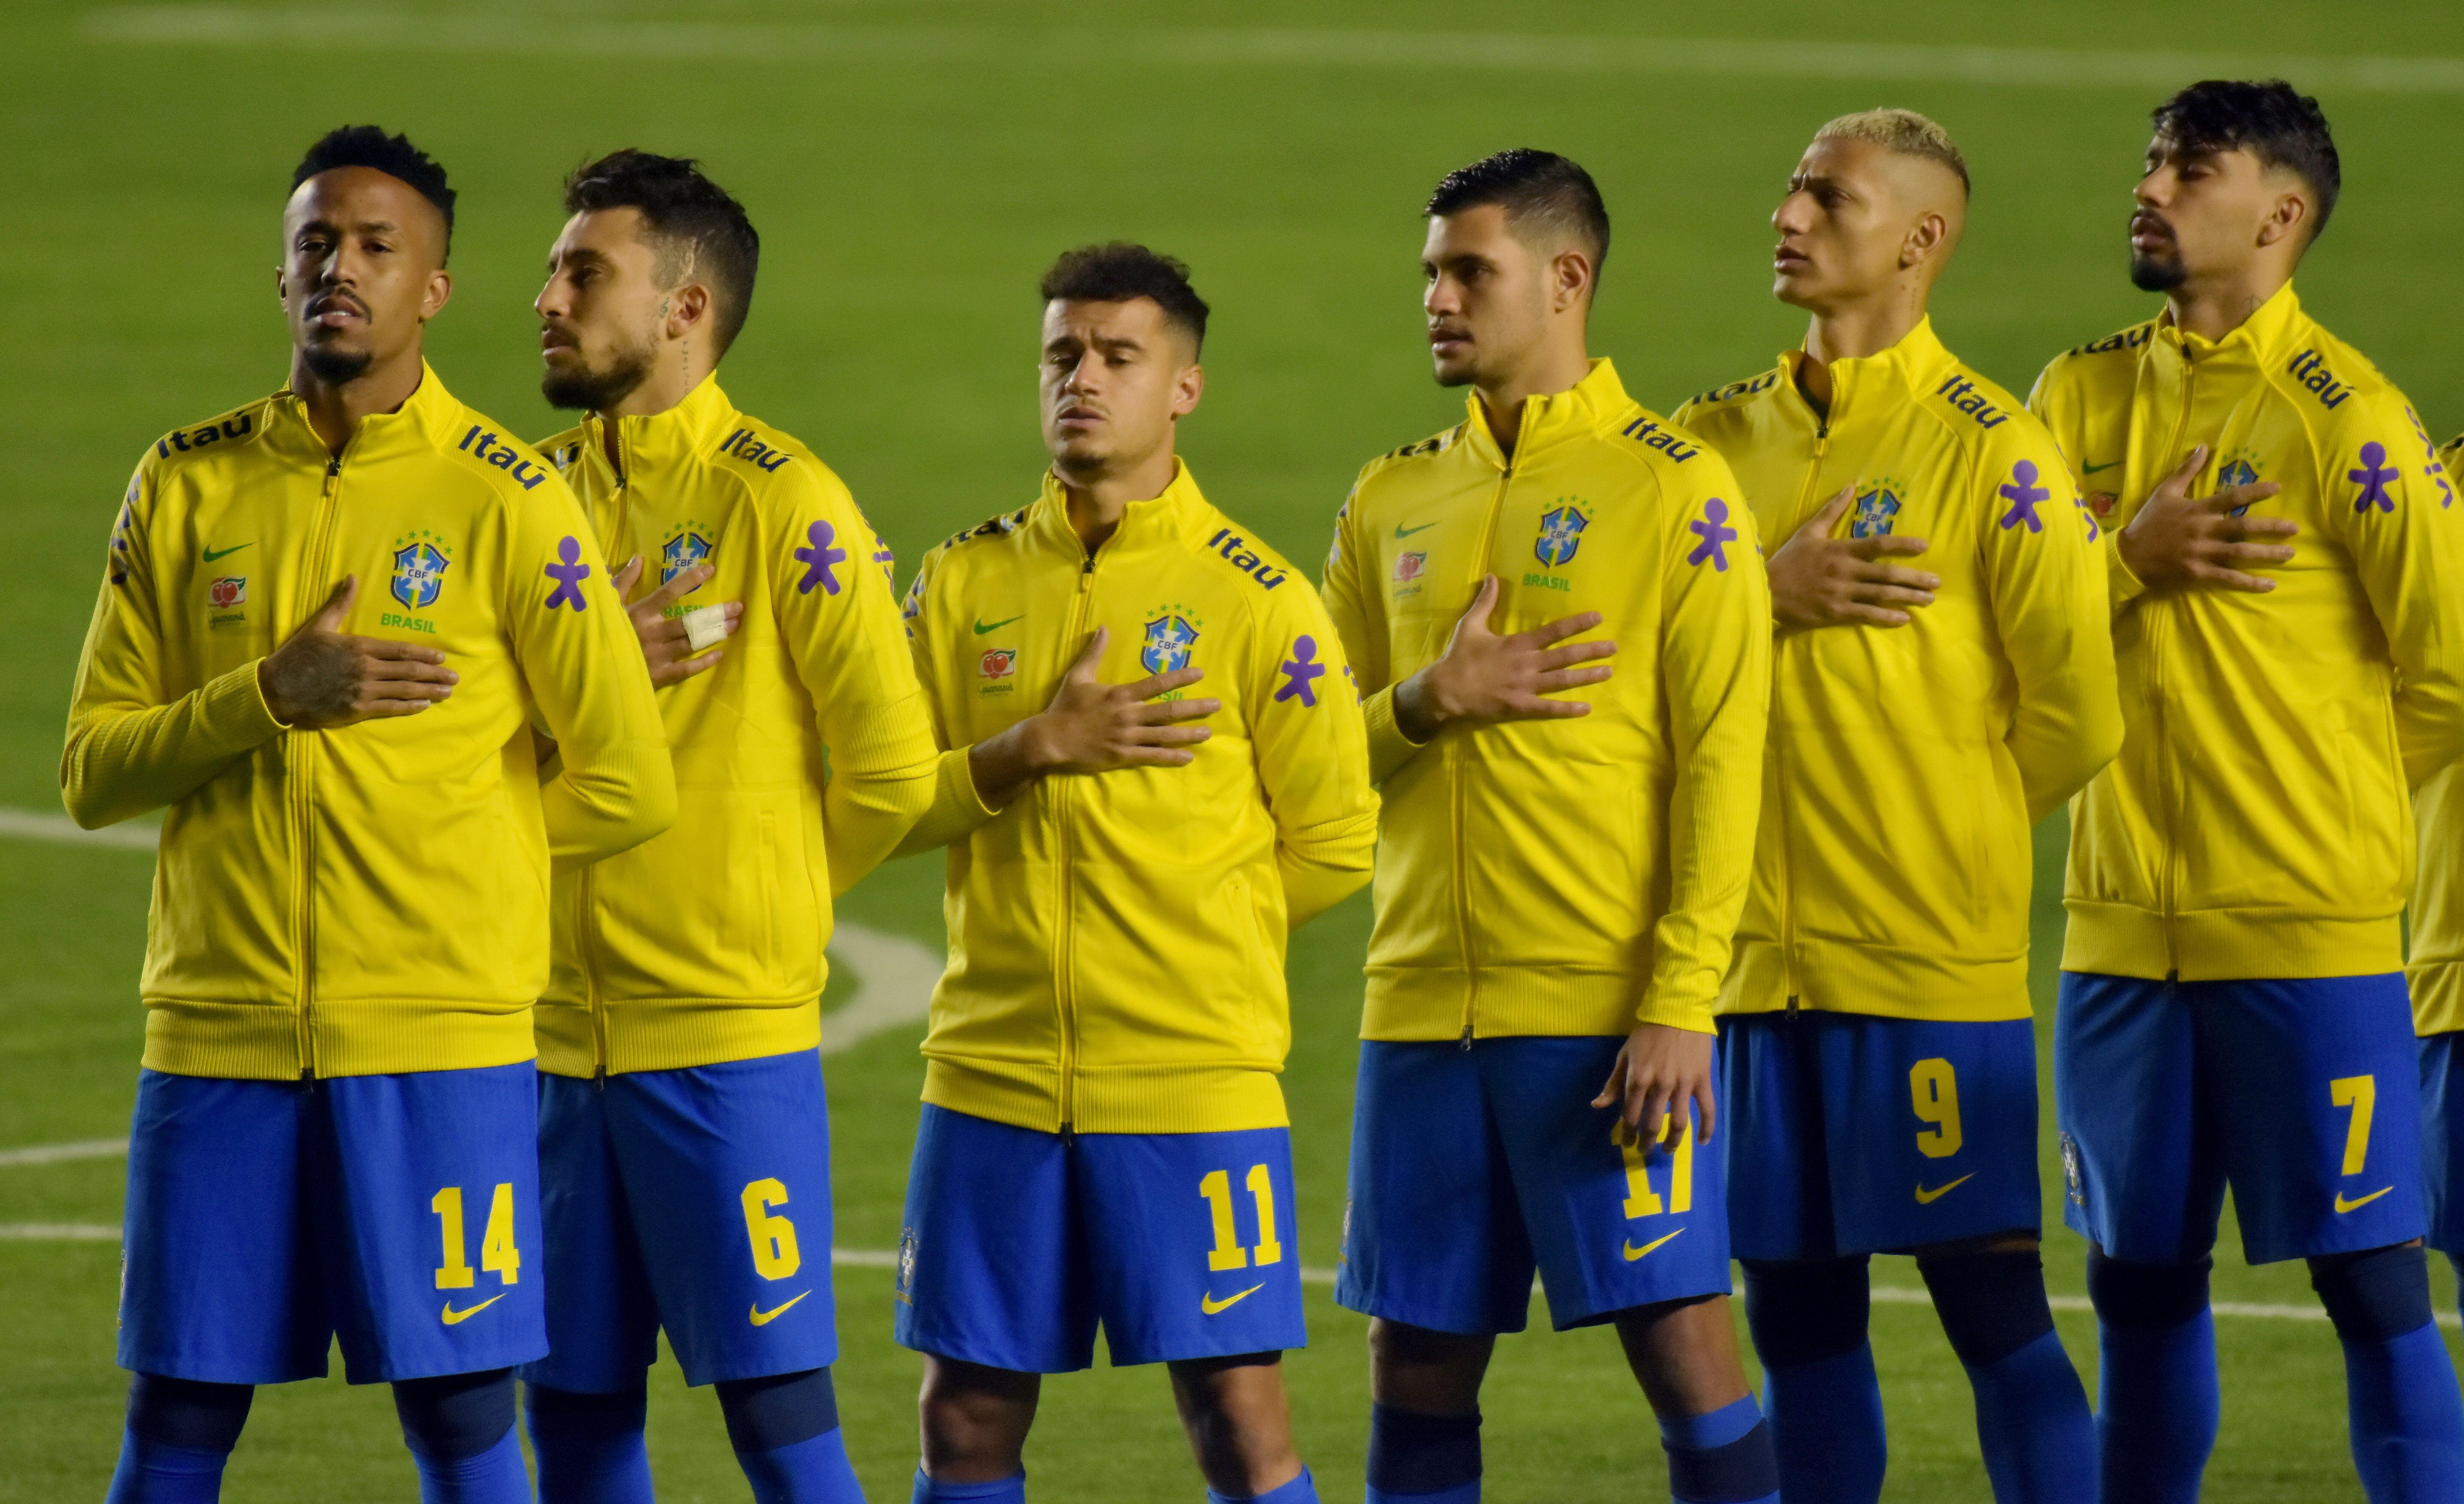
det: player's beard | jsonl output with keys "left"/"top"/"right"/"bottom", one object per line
{"left": 543, "top": 337, "right": 656, "bottom": 411}
{"left": 300, "top": 342, "right": 372, "bottom": 385}
{"left": 2129, "top": 250, "right": 2188, "bottom": 293}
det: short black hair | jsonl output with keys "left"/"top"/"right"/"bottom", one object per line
{"left": 1038, "top": 243, "right": 1209, "bottom": 354}
{"left": 291, "top": 126, "right": 456, "bottom": 256}
{"left": 564, "top": 149, "right": 763, "bottom": 358}
{"left": 2152, "top": 80, "right": 2341, "bottom": 241}
{"left": 1426, "top": 149, "right": 1611, "bottom": 285}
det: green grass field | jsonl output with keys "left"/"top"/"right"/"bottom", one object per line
{"left": 6, "top": 2, "right": 2464, "bottom": 1498}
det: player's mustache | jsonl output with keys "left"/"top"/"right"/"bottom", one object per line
{"left": 305, "top": 290, "right": 367, "bottom": 320}
{"left": 2130, "top": 210, "right": 2178, "bottom": 245}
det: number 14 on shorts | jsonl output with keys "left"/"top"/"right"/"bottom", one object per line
{"left": 431, "top": 1183, "right": 521, "bottom": 1290}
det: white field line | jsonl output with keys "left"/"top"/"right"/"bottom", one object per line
{"left": 0, "top": 1138, "right": 129, "bottom": 1167}
{"left": 77, "top": 9, "right": 2464, "bottom": 96}
{"left": 0, "top": 807, "right": 155, "bottom": 851}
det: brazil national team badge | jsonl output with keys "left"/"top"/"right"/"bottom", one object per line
{"left": 660, "top": 520, "right": 713, "bottom": 589}
{"left": 1141, "top": 607, "right": 1201, "bottom": 674}
{"left": 2217, "top": 449, "right": 2263, "bottom": 516}
{"left": 389, "top": 530, "right": 452, "bottom": 610}
{"left": 1535, "top": 501, "right": 1589, "bottom": 568}
{"left": 1851, "top": 480, "right": 1903, "bottom": 538}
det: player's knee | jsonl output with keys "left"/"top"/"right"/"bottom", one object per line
{"left": 125, "top": 1373, "right": 254, "bottom": 1454}
{"left": 1367, "top": 1402, "right": 1482, "bottom": 1495}
{"left": 1741, "top": 1256, "right": 1871, "bottom": 1368}
{"left": 393, "top": 1367, "right": 516, "bottom": 1463}
{"left": 2084, "top": 1247, "right": 2211, "bottom": 1330}
{"left": 715, "top": 1366, "right": 839, "bottom": 1454}
{"left": 1916, "top": 1246, "right": 2056, "bottom": 1369}
{"left": 524, "top": 1380, "right": 648, "bottom": 1441}
{"left": 919, "top": 1357, "right": 1037, "bottom": 1463}
{"left": 2310, "top": 1243, "right": 2436, "bottom": 1344}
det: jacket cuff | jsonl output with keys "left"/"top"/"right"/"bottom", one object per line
{"left": 212, "top": 658, "right": 291, "bottom": 746}
{"left": 2106, "top": 529, "right": 2148, "bottom": 613}
{"left": 894, "top": 746, "right": 1002, "bottom": 855}
{"left": 1363, "top": 685, "right": 1430, "bottom": 784}
{"left": 1633, "top": 988, "right": 1717, "bottom": 1033}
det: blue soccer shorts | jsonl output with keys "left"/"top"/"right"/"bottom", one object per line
{"left": 520, "top": 1048, "right": 838, "bottom": 1392}
{"left": 2419, "top": 1030, "right": 2464, "bottom": 1260}
{"left": 117, "top": 1063, "right": 545, "bottom": 1386}
{"left": 1334, "top": 1036, "right": 1731, "bottom": 1337}
{"left": 1719, "top": 1011, "right": 2042, "bottom": 1261}
{"left": 2055, "top": 972, "right": 2426, "bottom": 1265}
{"left": 892, "top": 1105, "right": 1307, "bottom": 1372}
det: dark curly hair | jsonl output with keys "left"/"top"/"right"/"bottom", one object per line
{"left": 2152, "top": 80, "right": 2340, "bottom": 241}
{"left": 291, "top": 126, "right": 456, "bottom": 256}
{"left": 564, "top": 149, "right": 762, "bottom": 357}
{"left": 1038, "top": 243, "right": 1210, "bottom": 354}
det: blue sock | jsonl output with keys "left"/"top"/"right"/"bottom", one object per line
{"left": 105, "top": 1435, "right": 234, "bottom": 1504}
{"left": 2092, "top": 1306, "right": 2217, "bottom": 1504}
{"left": 1658, "top": 1393, "right": 1780, "bottom": 1504}
{"left": 911, "top": 1468, "right": 1024, "bottom": 1503}
{"left": 1364, "top": 1403, "right": 1479, "bottom": 1503}
{"left": 1761, "top": 1347, "right": 1887, "bottom": 1504}
{"left": 1963, "top": 1330, "right": 2096, "bottom": 1504}
{"left": 2342, "top": 1322, "right": 2464, "bottom": 1501}
{"left": 526, "top": 1384, "right": 653, "bottom": 1504}
{"left": 1208, "top": 1466, "right": 1318, "bottom": 1503}
{"left": 407, "top": 1427, "right": 532, "bottom": 1504}
{"left": 738, "top": 1425, "right": 866, "bottom": 1504}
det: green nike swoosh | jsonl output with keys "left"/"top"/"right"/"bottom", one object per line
{"left": 201, "top": 543, "right": 252, "bottom": 562}
{"left": 2081, "top": 459, "right": 2122, "bottom": 474}
{"left": 972, "top": 615, "right": 1023, "bottom": 635}
{"left": 1393, "top": 522, "right": 1437, "bottom": 538}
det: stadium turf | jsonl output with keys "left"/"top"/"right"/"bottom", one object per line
{"left": 5, "top": 2, "right": 2462, "bottom": 1498}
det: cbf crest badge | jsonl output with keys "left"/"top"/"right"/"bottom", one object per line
{"left": 389, "top": 531, "right": 452, "bottom": 610}
{"left": 1535, "top": 502, "right": 1589, "bottom": 568}
{"left": 660, "top": 519, "right": 713, "bottom": 589}
{"left": 1141, "top": 610, "right": 1201, "bottom": 673}
{"left": 1851, "top": 482, "right": 1903, "bottom": 538}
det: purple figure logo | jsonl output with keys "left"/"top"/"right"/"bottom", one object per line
{"left": 544, "top": 535, "right": 591, "bottom": 610}
{"left": 1276, "top": 635, "right": 1326, "bottom": 707}
{"left": 1998, "top": 459, "right": 2050, "bottom": 533}
{"left": 2350, "top": 442, "right": 2398, "bottom": 513}
{"left": 1686, "top": 498, "right": 1738, "bottom": 571}
{"left": 795, "top": 519, "right": 847, "bottom": 595}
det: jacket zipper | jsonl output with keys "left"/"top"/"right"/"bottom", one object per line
{"left": 291, "top": 435, "right": 355, "bottom": 1076}
{"left": 2152, "top": 350, "right": 2197, "bottom": 975}
{"left": 579, "top": 417, "right": 629, "bottom": 1076}
{"left": 1055, "top": 543, "right": 1099, "bottom": 1120}
{"left": 1778, "top": 402, "right": 1833, "bottom": 1010}
{"left": 1456, "top": 407, "right": 1532, "bottom": 1047}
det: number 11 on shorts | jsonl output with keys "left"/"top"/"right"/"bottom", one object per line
{"left": 1200, "top": 1165, "right": 1283, "bottom": 1271}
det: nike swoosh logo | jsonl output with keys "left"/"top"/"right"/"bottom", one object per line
{"left": 1393, "top": 522, "right": 1437, "bottom": 538}
{"left": 440, "top": 1294, "right": 505, "bottom": 1325}
{"left": 749, "top": 1291, "right": 811, "bottom": 1326}
{"left": 972, "top": 615, "right": 1023, "bottom": 635}
{"left": 201, "top": 543, "right": 252, "bottom": 562}
{"left": 1914, "top": 1174, "right": 1976, "bottom": 1205}
{"left": 1621, "top": 1229, "right": 1683, "bottom": 1262}
{"left": 1201, "top": 1283, "right": 1266, "bottom": 1315}
{"left": 2335, "top": 1186, "right": 2394, "bottom": 1214}
{"left": 2082, "top": 460, "right": 2122, "bottom": 474}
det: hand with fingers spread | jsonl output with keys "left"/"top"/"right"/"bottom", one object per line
{"left": 1768, "top": 483, "right": 1940, "bottom": 630}
{"left": 256, "top": 577, "right": 459, "bottom": 729}
{"left": 1392, "top": 574, "right": 1616, "bottom": 741}
{"left": 1592, "top": 1022, "right": 1717, "bottom": 1150}
{"left": 612, "top": 555, "right": 742, "bottom": 688}
{"left": 2115, "top": 444, "right": 2295, "bottom": 593}
{"left": 967, "top": 626, "right": 1223, "bottom": 807}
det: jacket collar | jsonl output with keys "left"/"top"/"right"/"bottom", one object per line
{"left": 273, "top": 360, "right": 461, "bottom": 464}
{"left": 2152, "top": 280, "right": 2305, "bottom": 367}
{"left": 580, "top": 374, "right": 740, "bottom": 480}
{"left": 1029, "top": 456, "right": 1207, "bottom": 560}
{"left": 1458, "top": 357, "right": 1632, "bottom": 471}
{"left": 1780, "top": 317, "right": 1959, "bottom": 429}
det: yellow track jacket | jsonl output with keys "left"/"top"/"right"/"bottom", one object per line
{"left": 2029, "top": 285, "right": 2464, "bottom": 982}
{"left": 1322, "top": 359, "right": 1771, "bottom": 1039}
{"left": 2412, "top": 428, "right": 2464, "bottom": 1034}
{"left": 62, "top": 368, "right": 675, "bottom": 1080}
{"left": 536, "top": 377, "right": 938, "bottom": 1076}
{"left": 1676, "top": 320, "right": 2121, "bottom": 1022}
{"left": 896, "top": 462, "right": 1380, "bottom": 1134}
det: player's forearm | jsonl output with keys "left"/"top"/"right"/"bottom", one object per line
{"left": 540, "top": 738, "right": 676, "bottom": 871}
{"left": 60, "top": 661, "right": 285, "bottom": 829}
{"left": 890, "top": 746, "right": 1003, "bottom": 858}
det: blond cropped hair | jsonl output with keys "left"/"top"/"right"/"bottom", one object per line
{"left": 1816, "top": 109, "right": 1970, "bottom": 196}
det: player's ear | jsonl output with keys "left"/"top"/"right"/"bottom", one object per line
{"left": 670, "top": 282, "right": 713, "bottom": 340}
{"left": 1170, "top": 360, "right": 1205, "bottom": 419}
{"left": 1550, "top": 248, "right": 1594, "bottom": 313}
{"left": 1903, "top": 210, "right": 1950, "bottom": 271}
{"left": 420, "top": 267, "right": 453, "bottom": 323}
{"left": 2256, "top": 187, "right": 2309, "bottom": 251}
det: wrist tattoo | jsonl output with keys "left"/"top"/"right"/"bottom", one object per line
{"left": 266, "top": 635, "right": 357, "bottom": 722}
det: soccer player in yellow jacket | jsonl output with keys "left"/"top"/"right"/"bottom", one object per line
{"left": 2414, "top": 427, "right": 2464, "bottom": 1306}
{"left": 1320, "top": 151, "right": 1778, "bottom": 1504}
{"left": 61, "top": 129, "right": 673, "bottom": 1504}
{"left": 890, "top": 244, "right": 1378, "bottom": 1504}
{"left": 513, "top": 151, "right": 938, "bottom": 1504}
{"left": 1674, "top": 111, "right": 2116, "bottom": 1504}
{"left": 2028, "top": 82, "right": 2464, "bottom": 1504}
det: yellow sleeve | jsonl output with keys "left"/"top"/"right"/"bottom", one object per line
{"left": 1980, "top": 428, "right": 2124, "bottom": 823}
{"left": 1319, "top": 478, "right": 1428, "bottom": 784}
{"left": 61, "top": 459, "right": 286, "bottom": 829}
{"left": 766, "top": 474, "right": 939, "bottom": 896}
{"left": 2336, "top": 399, "right": 2464, "bottom": 790}
{"left": 2027, "top": 359, "right": 2147, "bottom": 617}
{"left": 1249, "top": 581, "right": 1380, "bottom": 929}
{"left": 890, "top": 545, "right": 1002, "bottom": 857}
{"left": 502, "top": 472, "right": 676, "bottom": 870}
{"left": 1640, "top": 462, "right": 1772, "bottom": 1032}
